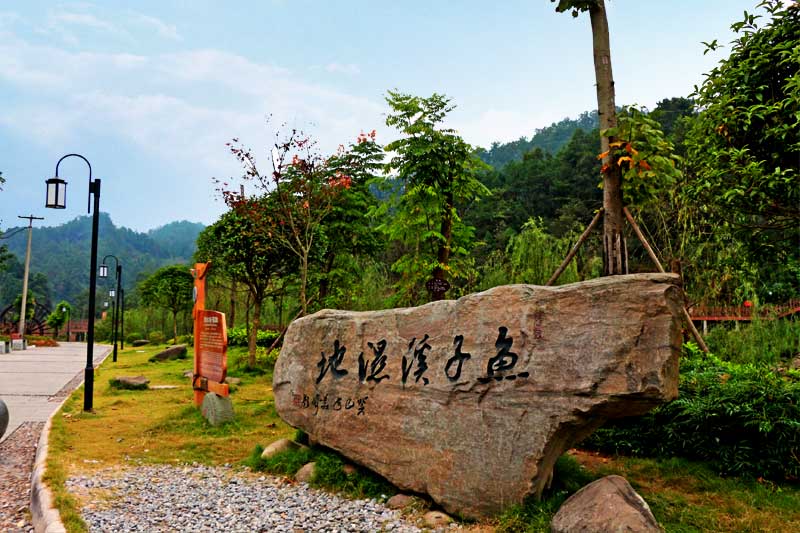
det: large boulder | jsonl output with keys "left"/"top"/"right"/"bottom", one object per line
{"left": 149, "top": 344, "right": 187, "bottom": 362}
{"left": 273, "top": 274, "right": 682, "bottom": 518}
{"left": 551, "top": 475, "right": 662, "bottom": 532}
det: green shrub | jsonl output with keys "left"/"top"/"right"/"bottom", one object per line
{"left": 126, "top": 332, "right": 143, "bottom": 344}
{"left": 227, "top": 326, "right": 281, "bottom": 348}
{"left": 148, "top": 331, "right": 165, "bottom": 345}
{"left": 705, "top": 316, "right": 800, "bottom": 365}
{"left": 584, "top": 343, "right": 800, "bottom": 480}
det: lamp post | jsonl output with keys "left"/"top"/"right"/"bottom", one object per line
{"left": 120, "top": 288, "right": 125, "bottom": 349}
{"left": 46, "top": 153, "right": 101, "bottom": 412}
{"left": 62, "top": 305, "right": 71, "bottom": 341}
{"left": 100, "top": 255, "right": 122, "bottom": 362}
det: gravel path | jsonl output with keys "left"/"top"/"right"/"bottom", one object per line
{"left": 68, "top": 464, "right": 444, "bottom": 532}
{"left": 0, "top": 422, "right": 43, "bottom": 533}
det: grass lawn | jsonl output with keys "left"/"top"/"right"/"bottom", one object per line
{"left": 45, "top": 344, "right": 800, "bottom": 532}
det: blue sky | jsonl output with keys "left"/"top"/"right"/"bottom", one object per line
{"left": 0, "top": 0, "right": 761, "bottom": 232}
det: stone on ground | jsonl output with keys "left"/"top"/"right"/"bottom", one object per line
{"left": 273, "top": 274, "right": 682, "bottom": 518}
{"left": 109, "top": 376, "right": 149, "bottom": 390}
{"left": 149, "top": 344, "right": 187, "bottom": 362}
{"left": 387, "top": 494, "right": 415, "bottom": 510}
{"left": 423, "top": 511, "right": 453, "bottom": 528}
{"left": 200, "top": 393, "right": 234, "bottom": 426}
{"left": 260, "top": 438, "right": 307, "bottom": 459}
{"left": 551, "top": 475, "right": 662, "bottom": 533}
{"left": 295, "top": 462, "right": 316, "bottom": 483}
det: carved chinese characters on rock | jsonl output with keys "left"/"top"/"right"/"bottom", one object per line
{"left": 300, "top": 326, "right": 532, "bottom": 415}
{"left": 273, "top": 275, "right": 684, "bottom": 520}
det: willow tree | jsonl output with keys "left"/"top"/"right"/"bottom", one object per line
{"left": 553, "top": 0, "right": 626, "bottom": 275}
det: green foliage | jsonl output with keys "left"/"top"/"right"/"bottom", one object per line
{"left": 243, "top": 445, "right": 315, "bottom": 477}
{"left": 686, "top": 1, "right": 800, "bottom": 260}
{"left": 226, "top": 326, "right": 280, "bottom": 348}
{"left": 601, "top": 106, "right": 683, "bottom": 208}
{"left": 508, "top": 218, "right": 581, "bottom": 285}
{"left": 378, "top": 91, "right": 489, "bottom": 304}
{"left": 312, "top": 451, "right": 395, "bottom": 500}
{"left": 46, "top": 300, "right": 71, "bottom": 335}
{"left": 705, "top": 316, "right": 800, "bottom": 365}
{"left": 148, "top": 331, "right": 166, "bottom": 345}
{"left": 138, "top": 264, "right": 194, "bottom": 341}
{"left": 584, "top": 344, "right": 800, "bottom": 480}
{"left": 126, "top": 331, "right": 143, "bottom": 344}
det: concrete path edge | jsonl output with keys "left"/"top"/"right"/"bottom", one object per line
{"left": 30, "top": 346, "right": 112, "bottom": 533}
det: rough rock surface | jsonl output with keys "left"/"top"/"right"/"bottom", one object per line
{"left": 274, "top": 274, "right": 682, "bottom": 518}
{"left": 200, "top": 392, "right": 234, "bottom": 426}
{"left": 149, "top": 344, "right": 187, "bottom": 362}
{"left": 551, "top": 475, "right": 662, "bottom": 532}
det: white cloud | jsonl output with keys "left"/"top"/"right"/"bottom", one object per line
{"left": 325, "top": 62, "right": 361, "bottom": 75}
{"left": 130, "top": 13, "right": 180, "bottom": 41}
{"left": 51, "top": 12, "right": 117, "bottom": 33}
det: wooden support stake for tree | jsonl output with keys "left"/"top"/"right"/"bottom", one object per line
{"left": 546, "top": 209, "right": 603, "bottom": 286}
{"left": 623, "top": 207, "right": 709, "bottom": 353}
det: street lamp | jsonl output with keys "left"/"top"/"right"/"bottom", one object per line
{"left": 46, "top": 153, "right": 101, "bottom": 412}
{"left": 100, "top": 254, "right": 122, "bottom": 363}
{"left": 62, "top": 305, "right": 71, "bottom": 341}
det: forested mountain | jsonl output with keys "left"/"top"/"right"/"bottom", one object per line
{"left": 0, "top": 214, "right": 203, "bottom": 312}
{"left": 476, "top": 110, "right": 598, "bottom": 169}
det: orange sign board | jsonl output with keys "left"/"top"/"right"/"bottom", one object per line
{"left": 197, "top": 310, "right": 228, "bottom": 384}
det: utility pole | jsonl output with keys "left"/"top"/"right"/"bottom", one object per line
{"left": 18, "top": 215, "right": 45, "bottom": 337}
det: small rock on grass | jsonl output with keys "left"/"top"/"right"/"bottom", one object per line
{"left": 109, "top": 376, "right": 149, "bottom": 390}
{"left": 387, "top": 494, "right": 415, "bottom": 510}
{"left": 261, "top": 438, "right": 308, "bottom": 459}
{"left": 295, "top": 462, "right": 316, "bottom": 483}
{"left": 423, "top": 510, "right": 453, "bottom": 528}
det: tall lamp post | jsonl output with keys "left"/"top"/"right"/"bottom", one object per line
{"left": 45, "top": 153, "right": 101, "bottom": 412}
{"left": 100, "top": 255, "right": 122, "bottom": 362}
{"left": 62, "top": 305, "right": 71, "bottom": 341}
{"left": 120, "top": 288, "right": 125, "bottom": 349}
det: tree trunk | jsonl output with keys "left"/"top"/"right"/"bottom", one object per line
{"left": 172, "top": 310, "right": 178, "bottom": 343}
{"left": 300, "top": 254, "right": 309, "bottom": 315}
{"left": 249, "top": 294, "right": 261, "bottom": 368}
{"left": 229, "top": 281, "right": 237, "bottom": 329}
{"left": 589, "top": 0, "right": 627, "bottom": 276}
{"left": 431, "top": 191, "right": 454, "bottom": 301}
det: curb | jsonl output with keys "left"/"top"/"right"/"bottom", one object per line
{"left": 30, "top": 346, "right": 113, "bottom": 533}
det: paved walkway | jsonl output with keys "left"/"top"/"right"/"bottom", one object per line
{"left": 1, "top": 342, "right": 112, "bottom": 443}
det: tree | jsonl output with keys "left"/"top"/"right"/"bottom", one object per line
{"left": 686, "top": 0, "right": 799, "bottom": 261}
{"left": 139, "top": 265, "right": 194, "bottom": 342}
{"left": 224, "top": 128, "right": 358, "bottom": 315}
{"left": 317, "top": 131, "right": 385, "bottom": 307}
{"left": 553, "top": 0, "right": 626, "bottom": 275}
{"left": 381, "top": 91, "right": 488, "bottom": 303}
{"left": 46, "top": 301, "right": 71, "bottom": 338}
{"left": 195, "top": 200, "right": 292, "bottom": 366}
